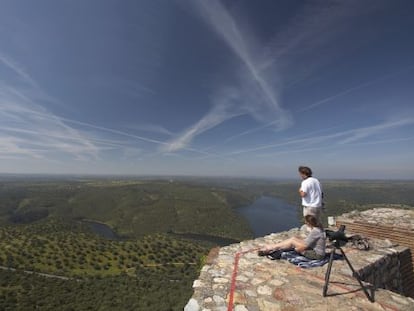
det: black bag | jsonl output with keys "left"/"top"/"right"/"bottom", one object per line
{"left": 348, "top": 235, "right": 370, "bottom": 250}
{"left": 266, "top": 248, "right": 295, "bottom": 260}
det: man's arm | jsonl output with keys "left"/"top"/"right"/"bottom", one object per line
{"left": 299, "top": 188, "right": 306, "bottom": 197}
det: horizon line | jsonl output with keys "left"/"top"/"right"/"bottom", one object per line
{"left": 0, "top": 172, "right": 412, "bottom": 182}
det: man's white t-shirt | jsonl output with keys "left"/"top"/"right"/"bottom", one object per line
{"left": 300, "top": 177, "right": 322, "bottom": 207}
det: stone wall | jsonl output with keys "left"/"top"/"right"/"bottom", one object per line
{"left": 335, "top": 208, "right": 414, "bottom": 297}
{"left": 357, "top": 248, "right": 405, "bottom": 294}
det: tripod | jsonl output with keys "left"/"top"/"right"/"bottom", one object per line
{"left": 323, "top": 240, "right": 374, "bottom": 302}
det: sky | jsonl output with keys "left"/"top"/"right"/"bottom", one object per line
{"left": 0, "top": 0, "right": 413, "bottom": 179}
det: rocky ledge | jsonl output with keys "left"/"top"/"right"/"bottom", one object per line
{"left": 185, "top": 225, "right": 414, "bottom": 311}
{"left": 337, "top": 207, "right": 414, "bottom": 230}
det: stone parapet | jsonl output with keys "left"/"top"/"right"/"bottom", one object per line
{"left": 336, "top": 208, "right": 414, "bottom": 297}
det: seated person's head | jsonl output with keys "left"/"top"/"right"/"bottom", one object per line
{"left": 304, "top": 215, "right": 319, "bottom": 228}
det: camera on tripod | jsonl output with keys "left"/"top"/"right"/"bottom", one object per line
{"left": 323, "top": 224, "right": 374, "bottom": 302}
{"left": 325, "top": 225, "right": 349, "bottom": 247}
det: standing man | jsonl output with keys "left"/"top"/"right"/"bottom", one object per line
{"left": 298, "top": 166, "right": 323, "bottom": 226}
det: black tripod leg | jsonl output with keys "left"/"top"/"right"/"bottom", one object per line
{"left": 339, "top": 248, "right": 374, "bottom": 302}
{"left": 323, "top": 249, "right": 336, "bottom": 297}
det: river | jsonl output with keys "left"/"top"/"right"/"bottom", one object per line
{"left": 82, "top": 220, "right": 120, "bottom": 240}
{"left": 83, "top": 196, "right": 301, "bottom": 242}
{"left": 236, "top": 196, "right": 301, "bottom": 238}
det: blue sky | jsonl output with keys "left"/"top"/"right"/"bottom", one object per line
{"left": 0, "top": 0, "right": 413, "bottom": 179}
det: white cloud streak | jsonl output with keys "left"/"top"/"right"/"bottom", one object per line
{"left": 125, "top": 123, "right": 174, "bottom": 137}
{"left": 194, "top": 1, "right": 286, "bottom": 118}
{"left": 167, "top": 0, "right": 387, "bottom": 153}
{"left": 0, "top": 89, "right": 101, "bottom": 161}
{"left": 337, "top": 119, "right": 414, "bottom": 144}
{"left": 0, "top": 52, "right": 223, "bottom": 163}
{"left": 0, "top": 54, "right": 133, "bottom": 161}
{"left": 227, "top": 0, "right": 399, "bottom": 146}
{"left": 0, "top": 87, "right": 215, "bottom": 160}
{"left": 0, "top": 52, "right": 102, "bottom": 161}
{"left": 261, "top": 0, "right": 390, "bottom": 84}
{"left": 161, "top": 88, "right": 244, "bottom": 152}
{"left": 299, "top": 65, "right": 414, "bottom": 112}
{"left": 164, "top": 0, "right": 293, "bottom": 153}
{"left": 227, "top": 118, "right": 414, "bottom": 156}
{"left": 257, "top": 136, "right": 414, "bottom": 160}
{"left": 0, "top": 53, "right": 38, "bottom": 88}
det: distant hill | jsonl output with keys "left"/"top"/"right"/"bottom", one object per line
{"left": 0, "top": 179, "right": 256, "bottom": 240}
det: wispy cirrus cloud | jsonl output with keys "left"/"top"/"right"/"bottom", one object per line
{"left": 0, "top": 52, "right": 99, "bottom": 161}
{"left": 163, "top": 0, "right": 293, "bottom": 153}
{"left": 0, "top": 85, "right": 177, "bottom": 161}
{"left": 0, "top": 53, "right": 37, "bottom": 88}
{"left": 125, "top": 123, "right": 174, "bottom": 137}
{"left": 256, "top": 135, "right": 414, "bottom": 160}
{"left": 0, "top": 53, "right": 123, "bottom": 161}
{"left": 193, "top": 0, "right": 287, "bottom": 121}
{"left": 90, "top": 76, "right": 156, "bottom": 98}
{"left": 0, "top": 52, "right": 219, "bottom": 162}
{"left": 165, "top": 0, "right": 389, "bottom": 153}
{"left": 0, "top": 87, "right": 101, "bottom": 161}
{"left": 213, "top": 1, "right": 394, "bottom": 145}
{"left": 337, "top": 118, "right": 414, "bottom": 144}
{"left": 227, "top": 118, "right": 414, "bottom": 156}
{"left": 262, "top": 0, "right": 390, "bottom": 85}
{"left": 299, "top": 65, "right": 414, "bottom": 112}
{"left": 161, "top": 87, "right": 244, "bottom": 152}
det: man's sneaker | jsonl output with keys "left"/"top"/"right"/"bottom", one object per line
{"left": 267, "top": 249, "right": 283, "bottom": 260}
{"left": 258, "top": 250, "right": 272, "bottom": 256}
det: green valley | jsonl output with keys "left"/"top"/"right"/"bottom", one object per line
{"left": 0, "top": 176, "right": 413, "bottom": 310}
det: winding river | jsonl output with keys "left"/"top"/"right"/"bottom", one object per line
{"left": 82, "top": 220, "right": 120, "bottom": 240}
{"left": 84, "top": 196, "right": 301, "bottom": 243}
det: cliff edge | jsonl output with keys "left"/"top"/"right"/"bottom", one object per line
{"left": 186, "top": 208, "right": 414, "bottom": 311}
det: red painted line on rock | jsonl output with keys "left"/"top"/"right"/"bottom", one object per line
{"left": 227, "top": 248, "right": 258, "bottom": 311}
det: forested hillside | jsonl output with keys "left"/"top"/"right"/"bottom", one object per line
{"left": 0, "top": 179, "right": 254, "bottom": 240}
{"left": 0, "top": 178, "right": 256, "bottom": 310}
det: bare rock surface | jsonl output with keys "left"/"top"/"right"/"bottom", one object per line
{"left": 186, "top": 225, "right": 414, "bottom": 311}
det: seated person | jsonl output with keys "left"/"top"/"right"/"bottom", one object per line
{"left": 258, "top": 215, "right": 326, "bottom": 260}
